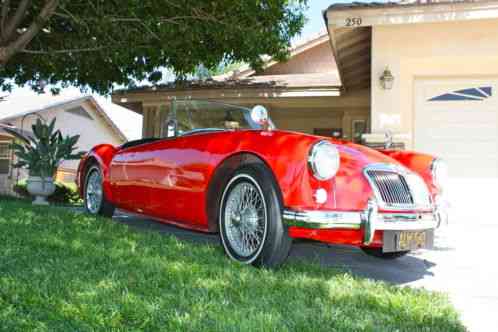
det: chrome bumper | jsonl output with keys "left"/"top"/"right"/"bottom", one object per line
{"left": 283, "top": 200, "right": 448, "bottom": 245}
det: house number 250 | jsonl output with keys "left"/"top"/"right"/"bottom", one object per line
{"left": 345, "top": 17, "right": 362, "bottom": 27}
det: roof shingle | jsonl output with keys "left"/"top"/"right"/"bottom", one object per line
{"left": 326, "top": 0, "right": 483, "bottom": 12}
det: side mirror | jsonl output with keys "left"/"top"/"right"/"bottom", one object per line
{"left": 250, "top": 105, "right": 273, "bottom": 131}
{"left": 166, "top": 119, "right": 177, "bottom": 138}
{"left": 250, "top": 105, "right": 269, "bottom": 125}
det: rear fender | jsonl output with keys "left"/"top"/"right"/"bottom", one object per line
{"left": 77, "top": 144, "right": 118, "bottom": 200}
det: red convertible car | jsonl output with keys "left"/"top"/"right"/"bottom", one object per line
{"left": 77, "top": 100, "right": 449, "bottom": 267}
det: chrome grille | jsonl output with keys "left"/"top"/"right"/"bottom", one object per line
{"left": 366, "top": 170, "right": 414, "bottom": 206}
{"left": 364, "top": 164, "right": 432, "bottom": 210}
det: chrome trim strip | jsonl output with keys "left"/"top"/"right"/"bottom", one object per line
{"left": 282, "top": 210, "right": 362, "bottom": 229}
{"left": 375, "top": 214, "right": 439, "bottom": 230}
{"left": 283, "top": 209, "right": 439, "bottom": 233}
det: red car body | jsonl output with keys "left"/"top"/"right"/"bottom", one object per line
{"left": 76, "top": 129, "right": 444, "bottom": 250}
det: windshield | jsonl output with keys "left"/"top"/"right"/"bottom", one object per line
{"left": 164, "top": 100, "right": 274, "bottom": 137}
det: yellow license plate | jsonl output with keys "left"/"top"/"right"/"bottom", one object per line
{"left": 397, "top": 231, "right": 427, "bottom": 251}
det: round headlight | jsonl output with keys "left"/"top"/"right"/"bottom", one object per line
{"left": 431, "top": 158, "right": 448, "bottom": 191}
{"left": 308, "top": 141, "right": 340, "bottom": 180}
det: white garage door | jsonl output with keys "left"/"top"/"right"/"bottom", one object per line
{"left": 414, "top": 78, "right": 498, "bottom": 178}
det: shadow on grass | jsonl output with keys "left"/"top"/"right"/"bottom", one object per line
{"left": 112, "top": 210, "right": 439, "bottom": 286}
{"left": 0, "top": 200, "right": 465, "bottom": 331}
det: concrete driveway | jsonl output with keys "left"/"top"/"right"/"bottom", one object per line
{"left": 110, "top": 178, "right": 497, "bottom": 332}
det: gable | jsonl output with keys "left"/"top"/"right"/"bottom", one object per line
{"left": 65, "top": 106, "right": 94, "bottom": 120}
{"left": 254, "top": 41, "right": 337, "bottom": 76}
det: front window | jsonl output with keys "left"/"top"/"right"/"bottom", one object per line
{"left": 0, "top": 142, "right": 11, "bottom": 174}
{"left": 164, "top": 100, "right": 274, "bottom": 137}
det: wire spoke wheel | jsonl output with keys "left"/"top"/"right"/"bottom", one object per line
{"left": 223, "top": 179, "right": 267, "bottom": 258}
{"left": 219, "top": 165, "right": 292, "bottom": 268}
{"left": 85, "top": 169, "right": 103, "bottom": 214}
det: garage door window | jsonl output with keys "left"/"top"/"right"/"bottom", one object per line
{"left": 429, "top": 86, "right": 492, "bottom": 101}
{"left": 0, "top": 142, "right": 11, "bottom": 174}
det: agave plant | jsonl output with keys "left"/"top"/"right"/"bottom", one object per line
{"left": 11, "top": 118, "right": 85, "bottom": 178}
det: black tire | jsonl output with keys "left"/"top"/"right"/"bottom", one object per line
{"left": 361, "top": 247, "right": 410, "bottom": 259}
{"left": 219, "top": 164, "right": 292, "bottom": 268}
{"left": 84, "top": 165, "right": 115, "bottom": 218}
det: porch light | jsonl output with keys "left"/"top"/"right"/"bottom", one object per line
{"left": 379, "top": 67, "right": 394, "bottom": 90}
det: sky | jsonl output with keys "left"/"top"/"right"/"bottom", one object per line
{"left": 299, "top": 0, "right": 333, "bottom": 38}
{"left": 299, "top": 1, "right": 388, "bottom": 38}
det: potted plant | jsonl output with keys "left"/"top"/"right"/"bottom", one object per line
{"left": 11, "top": 118, "right": 84, "bottom": 205}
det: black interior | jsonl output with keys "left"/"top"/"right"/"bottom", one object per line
{"left": 180, "top": 128, "right": 226, "bottom": 136}
{"left": 119, "top": 137, "right": 161, "bottom": 150}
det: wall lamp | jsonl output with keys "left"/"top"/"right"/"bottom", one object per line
{"left": 379, "top": 67, "right": 394, "bottom": 90}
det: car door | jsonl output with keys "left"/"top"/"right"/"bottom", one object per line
{"left": 145, "top": 133, "right": 212, "bottom": 228}
{"left": 109, "top": 143, "right": 157, "bottom": 212}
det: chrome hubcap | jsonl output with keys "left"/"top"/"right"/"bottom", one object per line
{"left": 224, "top": 181, "right": 266, "bottom": 258}
{"left": 86, "top": 170, "right": 102, "bottom": 214}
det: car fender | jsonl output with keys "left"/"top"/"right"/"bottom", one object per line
{"left": 205, "top": 151, "right": 285, "bottom": 232}
{"left": 377, "top": 149, "right": 439, "bottom": 195}
{"left": 76, "top": 144, "right": 118, "bottom": 200}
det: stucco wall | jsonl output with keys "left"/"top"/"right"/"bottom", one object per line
{"left": 0, "top": 175, "right": 14, "bottom": 195}
{"left": 371, "top": 19, "right": 498, "bottom": 148}
{"left": 271, "top": 107, "right": 370, "bottom": 140}
{"left": 8, "top": 100, "right": 123, "bottom": 170}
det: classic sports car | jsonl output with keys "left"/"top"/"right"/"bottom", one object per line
{"left": 77, "top": 100, "right": 449, "bottom": 267}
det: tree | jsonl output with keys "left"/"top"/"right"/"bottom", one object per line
{"left": 190, "top": 61, "right": 245, "bottom": 80}
{"left": 208, "top": 61, "right": 246, "bottom": 77}
{"left": 0, "top": 0, "right": 307, "bottom": 94}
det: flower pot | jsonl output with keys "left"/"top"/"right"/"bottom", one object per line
{"left": 26, "top": 176, "right": 56, "bottom": 205}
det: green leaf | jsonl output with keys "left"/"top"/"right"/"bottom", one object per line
{"left": 47, "top": 118, "right": 56, "bottom": 137}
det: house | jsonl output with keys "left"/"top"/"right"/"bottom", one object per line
{"left": 0, "top": 95, "right": 142, "bottom": 194}
{"left": 112, "top": 32, "right": 371, "bottom": 143}
{"left": 324, "top": 0, "right": 498, "bottom": 178}
{"left": 112, "top": 0, "right": 498, "bottom": 179}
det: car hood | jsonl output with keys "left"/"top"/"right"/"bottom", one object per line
{"left": 272, "top": 130, "right": 402, "bottom": 169}
{"left": 334, "top": 140, "right": 402, "bottom": 169}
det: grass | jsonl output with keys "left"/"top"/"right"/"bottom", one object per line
{"left": 0, "top": 198, "right": 466, "bottom": 332}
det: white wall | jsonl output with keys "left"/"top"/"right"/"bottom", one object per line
{"left": 371, "top": 18, "right": 498, "bottom": 148}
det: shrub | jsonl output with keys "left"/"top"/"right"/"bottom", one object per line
{"left": 13, "top": 180, "right": 82, "bottom": 205}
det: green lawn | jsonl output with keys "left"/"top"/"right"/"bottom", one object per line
{"left": 0, "top": 198, "right": 465, "bottom": 331}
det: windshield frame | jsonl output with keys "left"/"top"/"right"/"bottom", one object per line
{"left": 164, "top": 99, "right": 275, "bottom": 138}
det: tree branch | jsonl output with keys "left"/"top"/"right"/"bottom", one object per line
{"left": 21, "top": 46, "right": 107, "bottom": 54}
{"left": 1, "top": 0, "right": 10, "bottom": 39}
{"left": 109, "top": 16, "right": 198, "bottom": 25}
{"left": 21, "top": 43, "right": 156, "bottom": 55}
{"left": 57, "top": 4, "right": 90, "bottom": 33}
{"left": 52, "top": 15, "right": 221, "bottom": 26}
{"left": 2, "top": 0, "right": 58, "bottom": 64}
{"left": 3, "top": 0, "right": 31, "bottom": 42}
